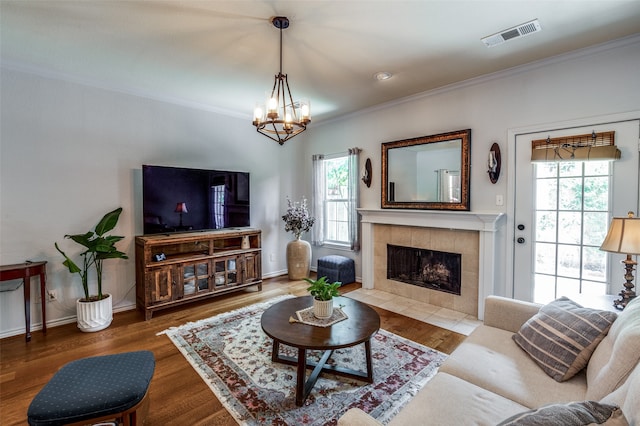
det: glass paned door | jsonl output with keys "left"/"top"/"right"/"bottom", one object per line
{"left": 512, "top": 119, "right": 639, "bottom": 303}
{"left": 182, "top": 261, "right": 210, "bottom": 296}
{"left": 533, "top": 162, "right": 610, "bottom": 304}
{"left": 214, "top": 257, "right": 238, "bottom": 287}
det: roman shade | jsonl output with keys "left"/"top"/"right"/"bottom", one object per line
{"left": 531, "top": 131, "right": 620, "bottom": 162}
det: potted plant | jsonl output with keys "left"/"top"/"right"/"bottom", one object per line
{"left": 282, "top": 197, "right": 315, "bottom": 280}
{"left": 304, "top": 276, "right": 341, "bottom": 318}
{"left": 55, "top": 207, "right": 128, "bottom": 332}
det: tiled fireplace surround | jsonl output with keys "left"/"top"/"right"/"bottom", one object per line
{"left": 359, "top": 209, "right": 505, "bottom": 320}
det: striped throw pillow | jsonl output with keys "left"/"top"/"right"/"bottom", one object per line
{"left": 513, "top": 297, "right": 618, "bottom": 382}
{"left": 497, "top": 401, "right": 626, "bottom": 426}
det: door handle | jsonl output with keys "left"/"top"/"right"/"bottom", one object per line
{"left": 517, "top": 237, "right": 526, "bottom": 244}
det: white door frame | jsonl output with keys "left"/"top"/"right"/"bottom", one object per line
{"left": 505, "top": 111, "right": 640, "bottom": 299}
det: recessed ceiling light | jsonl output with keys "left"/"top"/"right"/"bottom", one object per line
{"left": 374, "top": 71, "right": 393, "bottom": 81}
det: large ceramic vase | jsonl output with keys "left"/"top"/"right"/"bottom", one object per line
{"left": 287, "top": 237, "right": 311, "bottom": 280}
{"left": 76, "top": 294, "right": 113, "bottom": 332}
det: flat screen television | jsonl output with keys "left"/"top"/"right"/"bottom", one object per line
{"left": 142, "top": 165, "right": 250, "bottom": 234}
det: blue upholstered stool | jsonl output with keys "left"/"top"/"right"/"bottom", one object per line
{"left": 27, "top": 351, "right": 155, "bottom": 426}
{"left": 317, "top": 255, "right": 355, "bottom": 284}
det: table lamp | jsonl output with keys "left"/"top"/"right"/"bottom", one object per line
{"left": 175, "top": 202, "right": 188, "bottom": 227}
{"left": 600, "top": 211, "right": 640, "bottom": 310}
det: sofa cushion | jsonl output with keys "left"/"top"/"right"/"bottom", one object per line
{"left": 600, "top": 361, "right": 640, "bottom": 426}
{"left": 440, "top": 325, "right": 588, "bottom": 408}
{"left": 512, "top": 297, "right": 617, "bottom": 382}
{"left": 483, "top": 295, "right": 542, "bottom": 333}
{"left": 389, "top": 372, "right": 529, "bottom": 426}
{"left": 586, "top": 296, "right": 640, "bottom": 400}
{"left": 496, "top": 401, "right": 627, "bottom": 426}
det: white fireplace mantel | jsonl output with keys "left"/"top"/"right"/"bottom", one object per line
{"left": 358, "top": 209, "right": 505, "bottom": 319}
{"left": 358, "top": 209, "right": 504, "bottom": 232}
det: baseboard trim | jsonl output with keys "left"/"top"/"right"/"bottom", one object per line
{"left": 0, "top": 302, "right": 137, "bottom": 340}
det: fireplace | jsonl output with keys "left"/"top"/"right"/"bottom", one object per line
{"left": 387, "top": 244, "right": 461, "bottom": 295}
{"left": 358, "top": 209, "right": 505, "bottom": 319}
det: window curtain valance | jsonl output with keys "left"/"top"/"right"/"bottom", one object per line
{"left": 531, "top": 131, "right": 620, "bottom": 162}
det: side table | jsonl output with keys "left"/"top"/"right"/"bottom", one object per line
{"left": 0, "top": 261, "right": 48, "bottom": 342}
{"left": 572, "top": 294, "right": 620, "bottom": 313}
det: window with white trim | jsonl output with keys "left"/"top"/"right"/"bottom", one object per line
{"left": 312, "top": 148, "right": 360, "bottom": 250}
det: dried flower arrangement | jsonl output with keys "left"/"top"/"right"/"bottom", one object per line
{"left": 282, "top": 197, "right": 315, "bottom": 239}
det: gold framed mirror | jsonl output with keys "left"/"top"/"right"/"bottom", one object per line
{"left": 381, "top": 129, "right": 471, "bottom": 210}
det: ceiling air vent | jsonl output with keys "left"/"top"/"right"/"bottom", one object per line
{"left": 481, "top": 19, "right": 542, "bottom": 47}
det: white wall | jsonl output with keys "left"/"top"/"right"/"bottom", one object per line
{"left": 2, "top": 37, "right": 639, "bottom": 338}
{"left": 305, "top": 36, "right": 640, "bottom": 293}
{"left": 0, "top": 68, "right": 306, "bottom": 337}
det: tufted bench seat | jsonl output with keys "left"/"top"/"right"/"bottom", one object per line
{"left": 317, "top": 255, "right": 355, "bottom": 285}
{"left": 27, "top": 350, "right": 155, "bottom": 426}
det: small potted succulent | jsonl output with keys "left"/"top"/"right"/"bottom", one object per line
{"left": 304, "top": 276, "right": 341, "bottom": 318}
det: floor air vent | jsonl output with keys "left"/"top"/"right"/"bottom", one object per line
{"left": 481, "top": 19, "right": 542, "bottom": 47}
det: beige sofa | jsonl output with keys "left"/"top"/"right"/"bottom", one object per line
{"left": 339, "top": 295, "right": 640, "bottom": 425}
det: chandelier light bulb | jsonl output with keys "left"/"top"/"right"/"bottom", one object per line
{"left": 267, "top": 97, "right": 279, "bottom": 117}
{"left": 253, "top": 104, "right": 264, "bottom": 123}
{"left": 284, "top": 108, "right": 293, "bottom": 131}
{"left": 300, "top": 100, "right": 310, "bottom": 122}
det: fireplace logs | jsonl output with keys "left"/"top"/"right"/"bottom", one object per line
{"left": 387, "top": 244, "right": 462, "bottom": 295}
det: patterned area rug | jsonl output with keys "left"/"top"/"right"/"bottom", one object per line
{"left": 160, "top": 295, "right": 447, "bottom": 425}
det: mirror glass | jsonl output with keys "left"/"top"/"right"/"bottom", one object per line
{"left": 381, "top": 129, "right": 471, "bottom": 210}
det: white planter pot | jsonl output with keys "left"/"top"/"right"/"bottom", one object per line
{"left": 76, "top": 294, "right": 113, "bottom": 332}
{"left": 313, "top": 298, "right": 334, "bottom": 319}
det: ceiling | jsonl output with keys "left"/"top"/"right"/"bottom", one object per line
{"left": 2, "top": 1, "right": 640, "bottom": 123}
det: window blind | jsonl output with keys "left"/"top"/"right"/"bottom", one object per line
{"left": 531, "top": 131, "right": 620, "bottom": 162}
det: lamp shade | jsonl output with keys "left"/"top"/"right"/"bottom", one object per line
{"left": 600, "top": 213, "right": 640, "bottom": 255}
{"left": 175, "top": 202, "right": 188, "bottom": 213}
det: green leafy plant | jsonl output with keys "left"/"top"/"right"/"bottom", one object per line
{"left": 55, "top": 207, "right": 128, "bottom": 301}
{"left": 304, "top": 276, "right": 341, "bottom": 301}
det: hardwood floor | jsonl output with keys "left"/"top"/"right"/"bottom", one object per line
{"left": 0, "top": 276, "right": 466, "bottom": 425}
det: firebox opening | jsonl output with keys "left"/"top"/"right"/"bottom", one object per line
{"left": 387, "top": 244, "right": 462, "bottom": 295}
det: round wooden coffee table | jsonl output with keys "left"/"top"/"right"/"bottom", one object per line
{"left": 261, "top": 295, "right": 380, "bottom": 406}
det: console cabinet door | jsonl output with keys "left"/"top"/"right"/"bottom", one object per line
{"left": 179, "top": 261, "right": 211, "bottom": 298}
{"left": 243, "top": 253, "right": 261, "bottom": 284}
{"left": 213, "top": 256, "right": 240, "bottom": 289}
{"left": 148, "top": 266, "right": 174, "bottom": 304}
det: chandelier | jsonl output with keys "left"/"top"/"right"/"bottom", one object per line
{"left": 252, "top": 16, "right": 310, "bottom": 145}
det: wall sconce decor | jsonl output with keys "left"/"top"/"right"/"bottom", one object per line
{"left": 600, "top": 211, "right": 640, "bottom": 310}
{"left": 488, "top": 142, "right": 501, "bottom": 184}
{"left": 362, "top": 158, "right": 372, "bottom": 187}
